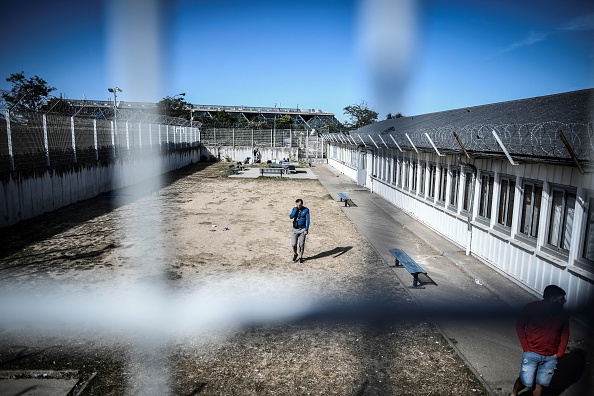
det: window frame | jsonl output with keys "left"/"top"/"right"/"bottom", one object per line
{"left": 496, "top": 175, "right": 516, "bottom": 230}
{"left": 462, "top": 169, "right": 474, "bottom": 213}
{"left": 449, "top": 167, "right": 460, "bottom": 210}
{"left": 518, "top": 180, "right": 543, "bottom": 241}
{"left": 477, "top": 172, "right": 494, "bottom": 220}
{"left": 427, "top": 163, "right": 437, "bottom": 201}
{"left": 437, "top": 165, "right": 448, "bottom": 204}
{"left": 546, "top": 185, "right": 576, "bottom": 253}
{"left": 411, "top": 160, "right": 418, "bottom": 193}
{"left": 580, "top": 195, "right": 594, "bottom": 271}
{"left": 402, "top": 157, "right": 410, "bottom": 190}
{"left": 419, "top": 161, "right": 426, "bottom": 196}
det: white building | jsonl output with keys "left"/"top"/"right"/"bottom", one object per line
{"left": 323, "top": 89, "right": 594, "bottom": 311}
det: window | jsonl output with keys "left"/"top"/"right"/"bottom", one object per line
{"left": 519, "top": 181, "right": 542, "bottom": 239}
{"left": 547, "top": 187, "right": 576, "bottom": 251}
{"left": 411, "top": 160, "right": 418, "bottom": 192}
{"left": 462, "top": 170, "right": 474, "bottom": 211}
{"left": 403, "top": 159, "right": 410, "bottom": 189}
{"left": 583, "top": 197, "right": 594, "bottom": 262}
{"left": 497, "top": 176, "right": 516, "bottom": 228}
{"left": 478, "top": 173, "right": 494, "bottom": 219}
{"left": 427, "top": 164, "right": 437, "bottom": 199}
{"left": 419, "top": 162, "right": 426, "bottom": 196}
{"left": 450, "top": 168, "right": 460, "bottom": 208}
{"left": 397, "top": 158, "right": 404, "bottom": 187}
{"left": 392, "top": 156, "right": 398, "bottom": 185}
{"left": 438, "top": 165, "right": 448, "bottom": 203}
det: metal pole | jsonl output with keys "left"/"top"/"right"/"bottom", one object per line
{"left": 5, "top": 110, "right": 15, "bottom": 171}
{"left": 93, "top": 118, "right": 98, "bottom": 161}
{"left": 71, "top": 116, "right": 77, "bottom": 163}
{"left": 42, "top": 114, "right": 50, "bottom": 166}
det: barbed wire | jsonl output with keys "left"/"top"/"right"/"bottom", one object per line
{"left": 323, "top": 121, "right": 593, "bottom": 163}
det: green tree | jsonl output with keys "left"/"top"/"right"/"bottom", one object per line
{"left": 157, "top": 93, "right": 190, "bottom": 118}
{"left": 213, "top": 110, "right": 237, "bottom": 126}
{"left": 343, "top": 101, "right": 378, "bottom": 130}
{"left": 2, "top": 71, "right": 56, "bottom": 112}
{"left": 386, "top": 112, "right": 404, "bottom": 120}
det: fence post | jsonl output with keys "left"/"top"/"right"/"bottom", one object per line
{"left": 110, "top": 120, "right": 116, "bottom": 159}
{"left": 251, "top": 129, "right": 254, "bottom": 150}
{"left": 42, "top": 114, "right": 50, "bottom": 166}
{"left": 214, "top": 127, "right": 217, "bottom": 145}
{"left": 138, "top": 122, "right": 142, "bottom": 152}
{"left": 232, "top": 128, "right": 235, "bottom": 148}
{"left": 149, "top": 123, "right": 153, "bottom": 151}
{"left": 125, "top": 121, "right": 130, "bottom": 153}
{"left": 93, "top": 118, "right": 98, "bottom": 161}
{"left": 71, "top": 116, "right": 77, "bottom": 163}
{"left": 271, "top": 129, "right": 273, "bottom": 148}
{"left": 158, "top": 124, "right": 162, "bottom": 151}
{"left": 5, "top": 110, "right": 15, "bottom": 171}
{"left": 306, "top": 133, "right": 309, "bottom": 162}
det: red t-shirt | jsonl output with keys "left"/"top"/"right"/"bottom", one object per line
{"left": 516, "top": 300, "right": 570, "bottom": 357}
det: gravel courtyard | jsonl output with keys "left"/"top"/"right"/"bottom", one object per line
{"left": 0, "top": 161, "right": 488, "bottom": 395}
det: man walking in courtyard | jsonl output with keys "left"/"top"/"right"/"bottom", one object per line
{"left": 290, "top": 198, "right": 310, "bottom": 263}
{"left": 510, "top": 284, "right": 570, "bottom": 396}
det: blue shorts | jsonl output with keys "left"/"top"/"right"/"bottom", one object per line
{"left": 519, "top": 351, "right": 558, "bottom": 387}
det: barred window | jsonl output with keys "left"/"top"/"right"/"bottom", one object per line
{"left": 497, "top": 176, "right": 516, "bottom": 228}
{"left": 438, "top": 165, "right": 448, "bottom": 203}
{"left": 450, "top": 168, "right": 460, "bottom": 208}
{"left": 462, "top": 170, "right": 474, "bottom": 211}
{"left": 547, "top": 187, "right": 576, "bottom": 252}
{"left": 403, "top": 159, "right": 410, "bottom": 189}
{"left": 478, "top": 173, "right": 494, "bottom": 219}
{"left": 428, "top": 163, "right": 437, "bottom": 199}
{"left": 419, "top": 162, "right": 426, "bottom": 196}
{"left": 583, "top": 197, "right": 594, "bottom": 262}
{"left": 519, "top": 182, "right": 542, "bottom": 239}
{"left": 411, "top": 160, "right": 418, "bottom": 192}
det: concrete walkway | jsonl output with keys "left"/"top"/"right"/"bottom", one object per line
{"left": 311, "top": 163, "right": 592, "bottom": 396}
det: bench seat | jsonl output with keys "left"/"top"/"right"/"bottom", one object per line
{"left": 389, "top": 248, "right": 427, "bottom": 287}
{"left": 260, "top": 168, "right": 283, "bottom": 177}
{"left": 337, "top": 192, "right": 351, "bottom": 206}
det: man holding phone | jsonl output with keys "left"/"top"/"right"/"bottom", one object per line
{"left": 290, "top": 198, "right": 310, "bottom": 263}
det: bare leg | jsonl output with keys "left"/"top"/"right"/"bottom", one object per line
{"left": 532, "top": 383, "right": 544, "bottom": 396}
{"left": 510, "top": 377, "right": 524, "bottom": 396}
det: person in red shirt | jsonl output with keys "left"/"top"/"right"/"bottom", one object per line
{"left": 510, "top": 285, "right": 570, "bottom": 396}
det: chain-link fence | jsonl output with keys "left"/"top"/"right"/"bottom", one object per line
{"left": 199, "top": 128, "right": 325, "bottom": 159}
{"left": 0, "top": 110, "right": 200, "bottom": 172}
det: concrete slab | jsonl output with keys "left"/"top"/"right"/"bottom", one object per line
{"left": 312, "top": 163, "right": 593, "bottom": 396}
{"left": 0, "top": 371, "right": 79, "bottom": 396}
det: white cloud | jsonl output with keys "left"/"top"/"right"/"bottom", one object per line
{"left": 560, "top": 13, "right": 594, "bottom": 31}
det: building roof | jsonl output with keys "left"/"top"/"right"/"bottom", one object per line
{"left": 326, "top": 89, "right": 594, "bottom": 166}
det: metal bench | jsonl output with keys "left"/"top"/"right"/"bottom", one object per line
{"left": 229, "top": 164, "right": 241, "bottom": 174}
{"left": 260, "top": 168, "right": 283, "bottom": 177}
{"left": 337, "top": 192, "right": 351, "bottom": 206}
{"left": 388, "top": 248, "right": 428, "bottom": 288}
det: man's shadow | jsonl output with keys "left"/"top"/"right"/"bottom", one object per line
{"left": 518, "top": 348, "right": 589, "bottom": 395}
{"left": 306, "top": 246, "right": 352, "bottom": 260}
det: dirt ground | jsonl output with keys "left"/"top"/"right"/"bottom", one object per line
{"left": 0, "top": 162, "right": 488, "bottom": 395}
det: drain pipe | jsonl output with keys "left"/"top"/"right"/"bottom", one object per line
{"left": 459, "top": 159, "right": 477, "bottom": 256}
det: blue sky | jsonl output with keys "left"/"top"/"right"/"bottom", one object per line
{"left": 0, "top": 0, "right": 592, "bottom": 122}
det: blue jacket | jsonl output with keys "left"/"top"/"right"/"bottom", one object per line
{"left": 290, "top": 206, "right": 310, "bottom": 231}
